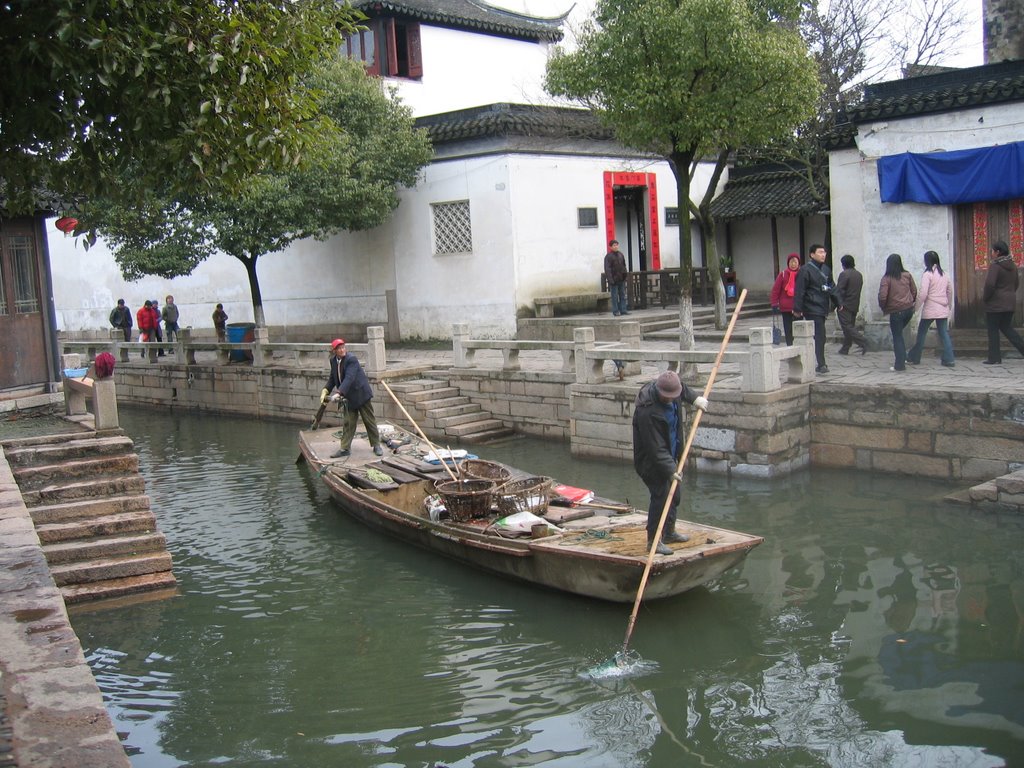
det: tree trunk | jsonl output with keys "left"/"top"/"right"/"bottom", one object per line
{"left": 669, "top": 148, "right": 697, "bottom": 351}
{"left": 242, "top": 254, "right": 266, "bottom": 327}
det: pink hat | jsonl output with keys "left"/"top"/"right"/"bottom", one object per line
{"left": 331, "top": 338, "right": 345, "bottom": 349}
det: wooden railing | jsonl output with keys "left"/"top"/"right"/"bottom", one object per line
{"left": 600, "top": 267, "right": 713, "bottom": 309}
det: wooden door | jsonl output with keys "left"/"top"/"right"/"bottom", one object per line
{"left": 953, "top": 200, "right": 1024, "bottom": 328}
{"left": 0, "top": 217, "right": 49, "bottom": 388}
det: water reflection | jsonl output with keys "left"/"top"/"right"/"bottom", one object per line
{"left": 70, "top": 408, "right": 1024, "bottom": 767}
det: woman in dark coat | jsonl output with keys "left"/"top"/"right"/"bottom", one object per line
{"left": 982, "top": 240, "right": 1024, "bottom": 364}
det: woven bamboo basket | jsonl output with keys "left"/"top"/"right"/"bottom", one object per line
{"left": 461, "top": 459, "right": 512, "bottom": 485}
{"left": 496, "top": 476, "right": 553, "bottom": 516}
{"left": 435, "top": 479, "right": 495, "bottom": 521}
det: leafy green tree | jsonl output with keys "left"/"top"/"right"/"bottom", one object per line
{"left": 546, "top": 0, "right": 819, "bottom": 342}
{"left": 84, "top": 56, "right": 433, "bottom": 327}
{"left": 0, "top": 0, "right": 361, "bottom": 215}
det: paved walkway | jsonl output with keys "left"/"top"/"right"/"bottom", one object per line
{"left": 387, "top": 312, "right": 1024, "bottom": 395}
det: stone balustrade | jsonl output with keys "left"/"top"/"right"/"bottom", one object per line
{"left": 60, "top": 325, "right": 388, "bottom": 376}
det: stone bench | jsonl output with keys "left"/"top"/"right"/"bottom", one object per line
{"left": 534, "top": 292, "right": 611, "bottom": 318}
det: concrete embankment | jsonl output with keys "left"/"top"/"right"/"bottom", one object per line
{"left": 0, "top": 444, "right": 131, "bottom": 768}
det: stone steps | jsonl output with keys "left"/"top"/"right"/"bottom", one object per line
{"left": 43, "top": 531, "right": 167, "bottom": 565}
{"left": 13, "top": 454, "right": 140, "bottom": 490}
{"left": 386, "top": 379, "right": 515, "bottom": 445}
{"left": 61, "top": 571, "right": 179, "bottom": 605}
{"left": 35, "top": 510, "right": 159, "bottom": 544}
{"left": 49, "top": 551, "right": 173, "bottom": 587}
{"left": 29, "top": 494, "right": 152, "bottom": 525}
{"left": 5, "top": 431, "right": 176, "bottom": 605}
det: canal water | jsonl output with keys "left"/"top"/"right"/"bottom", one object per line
{"left": 70, "top": 407, "right": 1024, "bottom": 767}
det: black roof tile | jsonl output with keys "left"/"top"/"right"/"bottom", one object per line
{"left": 353, "top": 0, "right": 564, "bottom": 41}
{"left": 709, "top": 167, "right": 825, "bottom": 220}
{"left": 415, "top": 102, "right": 615, "bottom": 143}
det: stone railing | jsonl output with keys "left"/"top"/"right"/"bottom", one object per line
{"left": 60, "top": 326, "right": 389, "bottom": 376}
{"left": 61, "top": 361, "right": 119, "bottom": 431}
{"left": 451, "top": 320, "right": 816, "bottom": 393}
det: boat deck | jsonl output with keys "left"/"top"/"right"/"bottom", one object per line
{"left": 300, "top": 424, "right": 759, "bottom": 563}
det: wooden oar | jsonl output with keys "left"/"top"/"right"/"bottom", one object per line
{"left": 380, "top": 379, "right": 458, "bottom": 483}
{"left": 621, "top": 289, "right": 748, "bottom": 657}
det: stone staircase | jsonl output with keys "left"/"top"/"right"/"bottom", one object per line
{"left": 384, "top": 378, "right": 515, "bottom": 445}
{"left": 3, "top": 432, "right": 176, "bottom": 605}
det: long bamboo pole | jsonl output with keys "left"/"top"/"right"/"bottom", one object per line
{"left": 621, "top": 289, "right": 748, "bottom": 656}
{"left": 380, "top": 379, "right": 459, "bottom": 483}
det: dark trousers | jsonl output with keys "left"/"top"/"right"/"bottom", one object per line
{"left": 119, "top": 327, "right": 131, "bottom": 342}
{"left": 645, "top": 479, "right": 681, "bottom": 540}
{"left": 780, "top": 312, "right": 795, "bottom": 346}
{"left": 836, "top": 307, "right": 867, "bottom": 352}
{"left": 806, "top": 313, "right": 827, "bottom": 368}
{"left": 986, "top": 311, "right": 1024, "bottom": 362}
{"left": 339, "top": 401, "right": 380, "bottom": 451}
{"left": 889, "top": 308, "right": 913, "bottom": 370}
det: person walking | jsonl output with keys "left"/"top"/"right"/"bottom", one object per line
{"left": 604, "top": 239, "right": 630, "bottom": 316}
{"left": 878, "top": 253, "right": 918, "bottom": 372}
{"left": 632, "top": 370, "right": 708, "bottom": 556}
{"left": 109, "top": 298, "right": 133, "bottom": 342}
{"left": 982, "top": 239, "right": 1024, "bottom": 365}
{"left": 906, "top": 251, "right": 955, "bottom": 368}
{"left": 321, "top": 338, "right": 383, "bottom": 459}
{"left": 162, "top": 295, "right": 180, "bottom": 343}
{"left": 212, "top": 303, "right": 228, "bottom": 342}
{"left": 792, "top": 243, "right": 836, "bottom": 374}
{"left": 769, "top": 253, "right": 801, "bottom": 346}
{"left": 834, "top": 254, "right": 868, "bottom": 355}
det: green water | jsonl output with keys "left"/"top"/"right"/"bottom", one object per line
{"left": 71, "top": 407, "right": 1024, "bottom": 767}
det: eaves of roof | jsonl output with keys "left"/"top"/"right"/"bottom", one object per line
{"left": 353, "top": 0, "right": 564, "bottom": 42}
{"left": 827, "top": 59, "right": 1024, "bottom": 149}
{"left": 415, "top": 103, "right": 616, "bottom": 144}
{"left": 709, "top": 170, "right": 825, "bottom": 221}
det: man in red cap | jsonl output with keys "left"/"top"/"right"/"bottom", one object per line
{"left": 631, "top": 370, "right": 707, "bottom": 555}
{"left": 320, "top": 338, "right": 383, "bottom": 459}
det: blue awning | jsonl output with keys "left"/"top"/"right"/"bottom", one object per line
{"left": 877, "top": 141, "right": 1024, "bottom": 204}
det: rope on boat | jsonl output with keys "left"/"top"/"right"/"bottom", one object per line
{"left": 558, "top": 529, "right": 626, "bottom": 546}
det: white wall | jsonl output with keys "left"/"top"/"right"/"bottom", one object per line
{"left": 829, "top": 103, "right": 1021, "bottom": 322}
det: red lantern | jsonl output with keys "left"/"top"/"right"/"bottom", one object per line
{"left": 55, "top": 217, "right": 79, "bottom": 233}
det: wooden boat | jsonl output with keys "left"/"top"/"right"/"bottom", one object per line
{"left": 298, "top": 427, "right": 763, "bottom": 602}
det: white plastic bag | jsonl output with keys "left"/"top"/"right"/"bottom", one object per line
{"left": 494, "top": 511, "right": 561, "bottom": 535}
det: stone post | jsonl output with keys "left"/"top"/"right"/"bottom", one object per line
{"left": 619, "top": 321, "right": 642, "bottom": 376}
{"left": 573, "top": 327, "right": 599, "bottom": 383}
{"left": 365, "top": 326, "right": 386, "bottom": 376}
{"left": 741, "top": 327, "right": 776, "bottom": 393}
{"left": 253, "top": 326, "right": 269, "bottom": 367}
{"left": 176, "top": 327, "right": 190, "bottom": 365}
{"left": 791, "top": 321, "right": 815, "bottom": 383}
{"left": 452, "top": 323, "right": 469, "bottom": 368}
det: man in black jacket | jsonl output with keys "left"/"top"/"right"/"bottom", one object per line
{"left": 793, "top": 243, "right": 836, "bottom": 374}
{"left": 109, "top": 298, "right": 133, "bottom": 341}
{"left": 632, "top": 370, "right": 707, "bottom": 555}
{"left": 321, "top": 339, "right": 383, "bottom": 459}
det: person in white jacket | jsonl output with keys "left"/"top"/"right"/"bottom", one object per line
{"left": 906, "top": 250, "right": 955, "bottom": 367}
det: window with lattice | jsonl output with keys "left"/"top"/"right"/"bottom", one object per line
{"left": 431, "top": 200, "right": 473, "bottom": 254}
{"left": 9, "top": 235, "right": 39, "bottom": 313}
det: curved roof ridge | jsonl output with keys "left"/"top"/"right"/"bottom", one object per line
{"left": 465, "top": 0, "right": 574, "bottom": 25}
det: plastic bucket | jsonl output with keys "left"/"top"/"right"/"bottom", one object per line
{"left": 226, "top": 322, "right": 256, "bottom": 362}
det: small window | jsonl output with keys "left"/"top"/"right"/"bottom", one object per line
{"left": 342, "top": 18, "right": 421, "bottom": 79}
{"left": 577, "top": 207, "right": 598, "bottom": 228}
{"left": 9, "top": 235, "right": 39, "bottom": 313}
{"left": 432, "top": 200, "right": 473, "bottom": 254}
{"left": 665, "top": 207, "right": 679, "bottom": 226}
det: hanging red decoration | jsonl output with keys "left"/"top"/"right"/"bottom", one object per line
{"left": 54, "top": 217, "right": 79, "bottom": 233}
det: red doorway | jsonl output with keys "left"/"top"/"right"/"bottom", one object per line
{"left": 603, "top": 172, "right": 661, "bottom": 270}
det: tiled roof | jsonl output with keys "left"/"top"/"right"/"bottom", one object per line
{"left": 828, "top": 59, "right": 1024, "bottom": 148}
{"left": 352, "top": 0, "right": 564, "bottom": 41}
{"left": 709, "top": 167, "right": 825, "bottom": 221}
{"left": 415, "top": 103, "right": 615, "bottom": 143}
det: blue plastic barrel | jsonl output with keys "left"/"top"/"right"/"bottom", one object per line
{"left": 226, "top": 322, "right": 256, "bottom": 362}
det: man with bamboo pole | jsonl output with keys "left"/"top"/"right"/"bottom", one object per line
{"left": 632, "top": 371, "right": 708, "bottom": 555}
